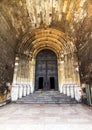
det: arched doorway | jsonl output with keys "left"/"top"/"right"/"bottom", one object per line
{"left": 35, "top": 49, "right": 58, "bottom": 91}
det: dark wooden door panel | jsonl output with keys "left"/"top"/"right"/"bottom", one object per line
{"left": 35, "top": 49, "right": 58, "bottom": 90}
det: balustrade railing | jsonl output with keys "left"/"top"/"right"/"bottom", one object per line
{"left": 11, "top": 83, "right": 82, "bottom": 102}
{"left": 62, "top": 83, "right": 82, "bottom": 102}
{"left": 11, "top": 84, "right": 31, "bottom": 101}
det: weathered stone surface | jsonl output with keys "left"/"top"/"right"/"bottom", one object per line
{"left": 0, "top": 0, "right": 92, "bottom": 102}
{"left": 0, "top": 4, "right": 16, "bottom": 102}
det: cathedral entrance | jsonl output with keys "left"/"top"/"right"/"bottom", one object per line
{"left": 35, "top": 49, "right": 58, "bottom": 91}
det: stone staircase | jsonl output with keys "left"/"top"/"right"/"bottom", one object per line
{"left": 16, "top": 90, "right": 77, "bottom": 104}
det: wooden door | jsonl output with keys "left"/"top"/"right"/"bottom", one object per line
{"left": 35, "top": 49, "right": 58, "bottom": 91}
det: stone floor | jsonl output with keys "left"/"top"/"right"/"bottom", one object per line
{"left": 0, "top": 103, "right": 92, "bottom": 130}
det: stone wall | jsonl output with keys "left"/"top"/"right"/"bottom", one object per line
{"left": 0, "top": 12, "right": 16, "bottom": 103}
{"left": 79, "top": 45, "right": 92, "bottom": 83}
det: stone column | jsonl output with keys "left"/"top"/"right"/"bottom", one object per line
{"left": 64, "top": 54, "right": 68, "bottom": 83}
{"left": 11, "top": 56, "right": 20, "bottom": 101}
{"left": 73, "top": 53, "right": 80, "bottom": 86}
{"left": 58, "top": 59, "right": 61, "bottom": 92}
{"left": 13, "top": 56, "right": 19, "bottom": 84}
{"left": 71, "top": 54, "right": 75, "bottom": 83}
{"left": 58, "top": 58, "right": 65, "bottom": 93}
{"left": 68, "top": 54, "right": 73, "bottom": 83}
{"left": 29, "top": 58, "right": 35, "bottom": 93}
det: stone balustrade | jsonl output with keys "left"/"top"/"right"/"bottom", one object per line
{"left": 11, "top": 84, "right": 31, "bottom": 101}
{"left": 11, "top": 83, "right": 82, "bottom": 102}
{"left": 62, "top": 83, "right": 82, "bottom": 102}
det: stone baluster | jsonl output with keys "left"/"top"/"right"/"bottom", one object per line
{"left": 23, "top": 84, "right": 27, "bottom": 97}
{"left": 63, "top": 84, "right": 66, "bottom": 94}
{"left": 18, "top": 84, "right": 23, "bottom": 98}
{"left": 11, "top": 85, "right": 19, "bottom": 101}
{"left": 27, "top": 85, "right": 30, "bottom": 95}
{"left": 26, "top": 85, "right": 29, "bottom": 95}
{"left": 66, "top": 84, "right": 70, "bottom": 96}
{"left": 70, "top": 84, "right": 75, "bottom": 98}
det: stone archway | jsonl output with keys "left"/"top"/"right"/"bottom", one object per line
{"left": 13, "top": 28, "right": 80, "bottom": 94}
{"left": 35, "top": 49, "right": 58, "bottom": 91}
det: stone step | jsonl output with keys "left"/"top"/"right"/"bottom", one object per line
{"left": 16, "top": 100, "right": 77, "bottom": 104}
{"left": 17, "top": 99, "right": 76, "bottom": 102}
{"left": 16, "top": 91, "right": 77, "bottom": 104}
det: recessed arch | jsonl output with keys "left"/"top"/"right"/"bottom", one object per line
{"left": 33, "top": 46, "right": 59, "bottom": 59}
{"left": 17, "top": 28, "right": 76, "bottom": 58}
